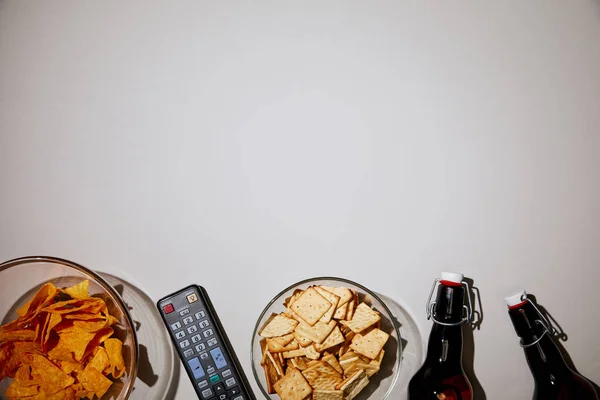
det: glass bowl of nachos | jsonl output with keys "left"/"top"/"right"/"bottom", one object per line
{"left": 0, "top": 256, "right": 138, "bottom": 400}
{"left": 251, "top": 277, "right": 402, "bottom": 400}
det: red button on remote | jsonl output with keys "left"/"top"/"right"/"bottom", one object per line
{"left": 163, "top": 303, "right": 174, "bottom": 314}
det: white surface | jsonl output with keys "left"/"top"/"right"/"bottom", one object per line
{"left": 1, "top": 1, "right": 600, "bottom": 399}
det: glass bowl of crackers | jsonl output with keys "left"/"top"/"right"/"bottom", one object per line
{"left": 251, "top": 277, "right": 402, "bottom": 400}
{"left": 0, "top": 256, "right": 138, "bottom": 400}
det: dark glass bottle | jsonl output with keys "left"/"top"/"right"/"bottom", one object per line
{"left": 506, "top": 291, "right": 599, "bottom": 400}
{"left": 408, "top": 272, "right": 473, "bottom": 400}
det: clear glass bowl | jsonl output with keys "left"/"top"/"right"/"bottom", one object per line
{"left": 0, "top": 256, "right": 138, "bottom": 400}
{"left": 251, "top": 277, "right": 402, "bottom": 400}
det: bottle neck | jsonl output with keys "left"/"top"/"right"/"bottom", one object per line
{"left": 508, "top": 302, "right": 572, "bottom": 378}
{"left": 424, "top": 282, "right": 466, "bottom": 366}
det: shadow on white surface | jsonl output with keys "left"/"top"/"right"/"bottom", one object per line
{"left": 100, "top": 273, "right": 180, "bottom": 400}
{"left": 376, "top": 292, "right": 425, "bottom": 400}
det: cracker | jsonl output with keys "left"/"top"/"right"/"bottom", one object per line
{"left": 290, "top": 357, "right": 310, "bottom": 371}
{"left": 293, "top": 331, "right": 313, "bottom": 347}
{"left": 263, "top": 351, "right": 281, "bottom": 394}
{"left": 322, "top": 353, "right": 343, "bottom": 375}
{"left": 260, "top": 314, "right": 299, "bottom": 338}
{"left": 304, "top": 344, "right": 321, "bottom": 360}
{"left": 342, "top": 303, "right": 381, "bottom": 333}
{"left": 315, "top": 326, "right": 345, "bottom": 352}
{"left": 333, "top": 303, "right": 349, "bottom": 320}
{"left": 268, "top": 337, "right": 300, "bottom": 353}
{"left": 344, "top": 359, "right": 380, "bottom": 377}
{"left": 321, "top": 286, "right": 353, "bottom": 307}
{"left": 346, "top": 299, "right": 356, "bottom": 321}
{"left": 301, "top": 361, "right": 343, "bottom": 390}
{"left": 350, "top": 328, "right": 389, "bottom": 359}
{"left": 294, "top": 320, "right": 337, "bottom": 344}
{"left": 337, "top": 369, "right": 369, "bottom": 400}
{"left": 313, "top": 390, "right": 344, "bottom": 400}
{"left": 282, "top": 348, "right": 306, "bottom": 359}
{"left": 290, "top": 288, "right": 332, "bottom": 326}
{"left": 266, "top": 350, "right": 285, "bottom": 376}
{"left": 370, "top": 350, "right": 384, "bottom": 366}
{"left": 273, "top": 368, "right": 313, "bottom": 400}
{"left": 314, "top": 287, "right": 340, "bottom": 323}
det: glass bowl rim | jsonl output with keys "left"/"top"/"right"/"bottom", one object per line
{"left": 0, "top": 255, "right": 139, "bottom": 400}
{"left": 250, "top": 276, "right": 402, "bottom": 399}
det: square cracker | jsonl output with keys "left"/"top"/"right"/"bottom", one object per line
{"left": 321, "top": 286, "right": 353, "bottom": 307}
{"left": 294, "top": 320, "right": 337, "bottom": 344}
{"left": 350, "top": 328, "right": 390, "bottom": 359}
{"left": 274, "top": 368, "right": 313, "bottom": 400}
{"left": 268, "top": 338, "right": 300, "bottom": 353}
{"left": 337, "top": 369, "right": 369, "bottom": 400}
{"left": 301, "top": 361, "right": 343, "bottom": 390}
{"left": 315, "top": 326, "right": 345, "bottom": 352}
{"left": 343, "top": 303, "right": 381, "bottom": 333}
{"left": 314, "top": 287, "right": 340, "bottom": 323}
{"left": 322, "top": 353, "right": 343, "bottom": 375}
{"left": 293, "top": 331, "right": 313, "bottom": 347}
{"left": 313, "top": 390, "right": 344, "bottom": 400}
{"left": 333, "top": 303, "right": 349, "bottom": 320}
{"left": 290, "top": 287, "right": 332, "bottom": 326}
{"left": 260, "top": 314, "right": 299, "bottom": 338}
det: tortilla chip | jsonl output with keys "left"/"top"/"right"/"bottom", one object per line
{"left": 61, "top": 280, "right": 90, "bottom": 300}
{"left": 104, "top": 337, "right": 126, "bottom": 378}
{"left": 78, "top": 366, "right": 113, "bottom": 398}
{"left": 29, "top": 354, "right": 75, "bottom": 395}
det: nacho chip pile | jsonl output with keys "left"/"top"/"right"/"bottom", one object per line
{"left": 0, "top": 280, "right": 126, "bottom": 399}
{"left": 258, "top": 285, "right": 390, "bottom": 400}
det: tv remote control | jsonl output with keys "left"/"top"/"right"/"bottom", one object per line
{"left": 157, "top": 285, "right": 256, "bottom": 400}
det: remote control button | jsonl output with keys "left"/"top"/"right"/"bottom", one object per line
{"left": 188, "top": 357, "right": 206, "bottom": 379}
{"left": 210, "top": 347, "right": 228, "bottom": 369}
{"left": 199, "top": 319, "right": 210, "bottom": 329}
{"left": 203, "top": 329, "right": 214, "bottom": 338}
{"left": 201, "top": 388, "right": 213, "bottom": 399}
{"left": 233, "top": 396, "right": 244, "bottom": 400}
{"left": 207, "top": 366, "right": 215, "bottom": 375}
{"left": 195, "top": 311, "right": 206, "bottom": 320}
{"left": 187, "top": 325, "right": 198, "bottom": 334}
{"left": 180, "top": 309, "right": 190, "bottom": 316}
{"left": 200, "top": 352, "right": 209, "bottom": 360}
{"left": 183, "top": 349, "right": 194, "bottom": 358}
{"left": 227, "top": 387, "right": 241, "bottom": 397}
{"left": 207, "top": 338, "right": 217, "bottom": 347}
{"left": 225, "top": 377, "right": 236, "bottom": 388}
{"left": 187, "top": 293, "right": 198, "bottom": 303}
{"left": 210, "top": 374, "right": 220, "bottom": 383}
{"left": 162, "top": 304, "right": 174, "bottom": 314}
{"left": 179, "top": 340, "right": 190, "bottom": 349}
{"left": 218, "top": 394, "right": 227, "bottom": 400}
{"left": 183, "top": 316, "right": 194, "bottom": 325}
{"left": 214, "top": 383, "right": 225, "bottom": 395}
{"left": 198, "top": 380, "right": 208, "bottom": 389}
{"left": 196, "top": 343, "right": 206, "bottom": 352}
{"left": 222, "top": 369, "right": 232, "bottom": 378}
{"left": 191, "top": 334, "right": 202, "bottom": 343}
{"left": 175, "top": 330, "right": 186, "bottom": 339}
{"left": 170, "top": 322, "right": 182, "bottom": 331}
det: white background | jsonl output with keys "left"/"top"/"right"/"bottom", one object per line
{"left": 1, "top": 1, "right": 600, "bottom": 399}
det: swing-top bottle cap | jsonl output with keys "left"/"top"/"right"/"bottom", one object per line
{"left": 441, "top": 272, "right": 463, "bottom": 284}
{"left": 505, "top": 290, "right": 527, "bottom": 307}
